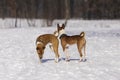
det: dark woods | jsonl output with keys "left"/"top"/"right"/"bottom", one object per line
{"left": 0, "top": 0, "right": 120, "bottom": 20}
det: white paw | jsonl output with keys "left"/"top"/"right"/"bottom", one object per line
{"left": 55, "top": 58, "right": 59, "bottom": 63}
{"left": 65, "top": 58, "right": 70, "bottom": 62}
{"left": 79, "top": 58, "right": 87, "bottom": 62}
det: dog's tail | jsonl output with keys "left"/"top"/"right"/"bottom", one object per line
{"left": 80, "top": 32, "right": 85, "bottom": 37}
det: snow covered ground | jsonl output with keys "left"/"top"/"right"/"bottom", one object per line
{"left": 0, "top": 20, "right": 120, "bottom": 80}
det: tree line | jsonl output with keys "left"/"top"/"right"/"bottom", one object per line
{"left": 0, "top": 0, "right": 120, "bottom": 20}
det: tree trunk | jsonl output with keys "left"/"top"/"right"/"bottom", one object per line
{"left": 65, "top": 0, "right": 70, "bottom": 26}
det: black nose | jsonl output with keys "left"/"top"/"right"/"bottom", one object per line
{"left": 40, "top": 57, "right": 42, "bottom": 59}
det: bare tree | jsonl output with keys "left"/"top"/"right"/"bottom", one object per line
{"left": 65, "top": 0, "right": 70, "bottom": 26}
{"left": 43, "top": 0, "right": 53, "bottom": 26}
{"left": 7, "top": 0, "right": 18, "bottom": 27}
{"left": 1, "top": 0, "right": 6, "bottom": 19}
{"left": 25, "top": 0, "right": 36, "bottom": 27}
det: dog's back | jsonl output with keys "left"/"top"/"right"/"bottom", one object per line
{"left": 60, "top": 32, "right": 85, "bottom": 45}
{"left": 36, "top": 34, "right": 58, "bottom": 46}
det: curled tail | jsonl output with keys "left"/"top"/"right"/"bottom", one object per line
{"left": 80, "top": 32, "right": 85, "bottom": 37}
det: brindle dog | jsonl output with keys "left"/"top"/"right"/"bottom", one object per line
{"left": 57, "top": 24, "right": 86, "bottom": 62}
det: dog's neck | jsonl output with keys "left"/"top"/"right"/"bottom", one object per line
{"left": 59, "top": 29, "right": 65, "bottom": 35}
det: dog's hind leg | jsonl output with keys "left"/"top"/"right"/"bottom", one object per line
{"left": 79, "top": 50, "right": 83, "bottom": 62}
{"left": 83, "top": 43, "right": 87, "bottom": 62}
{"left": 77, "top": 39, "right": 87, "bottom": 62}
{"left": 78, "top": 47, "right": 87, "bottom": 62}
{"left": 52, "top": 42, "right": 60, "bottom": 63}
{"left": 77, "top": 43, "right": 84, "bottom": 62}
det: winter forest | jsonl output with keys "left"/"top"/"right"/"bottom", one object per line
{"left": 0, "top": 0, "right": 120, "bottom": 19}
{"left": 0, "top": 0, "right": 120, "bottom": 80}
{"left": 0, "top": 0, "right": 120, "bottom": 26}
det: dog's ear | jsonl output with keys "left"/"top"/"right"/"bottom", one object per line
{"left": 57, "top": 24, "right": 59, "bottom": 27}
{"left": 62, "top": 24, "right": 65, "bottom": 29}
{"left": 43, "top": 46, "right": 45, "bottom": 49}
{"left": 57, "top": 24, "right": 60, "bottom": 31}
{"left": 36, "top": 47, "right": 39, "bottom": 50}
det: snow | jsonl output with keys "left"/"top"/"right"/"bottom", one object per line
{"left": 0, "top": 19, "right": 120, "bottom": 80}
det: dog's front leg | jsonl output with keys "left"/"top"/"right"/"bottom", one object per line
{"left": 64, "top": 47, "right": 70, "bottom": 62}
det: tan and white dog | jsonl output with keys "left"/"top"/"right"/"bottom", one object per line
{"left": 56, "top": 24, "right": 86, "bottom": 62}
{"left": 36, "top": 34, "right": 60, "bottom": 63}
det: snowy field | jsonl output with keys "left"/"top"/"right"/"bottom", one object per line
{"left": 0, "top": 20, "right": 120, "bottom": 80}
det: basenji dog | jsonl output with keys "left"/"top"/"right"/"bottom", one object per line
{"left": 56, "top": 24, "right": 86, "bottom": 62}
{"left": 36, "top": 33, "right": 60, "bottom": 63}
